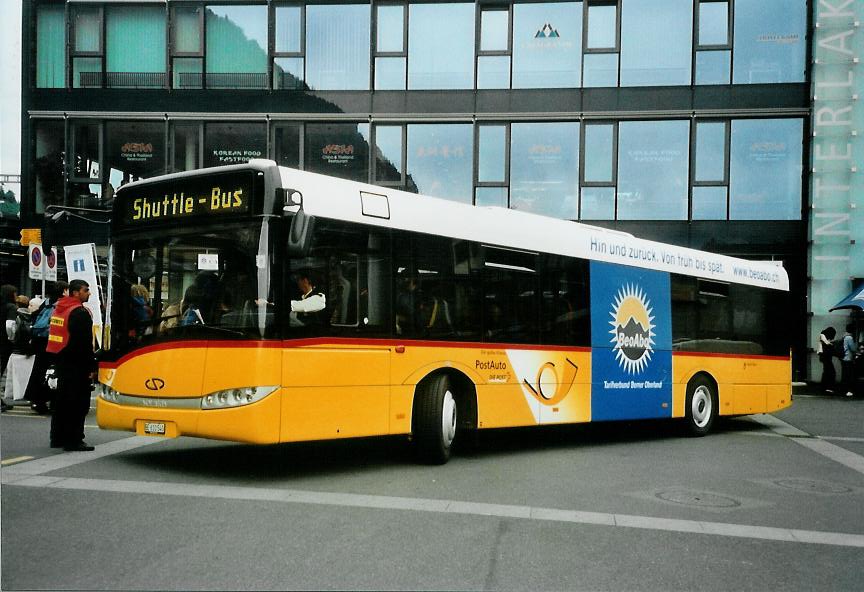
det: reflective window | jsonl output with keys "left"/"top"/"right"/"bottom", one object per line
{"left": 305, "top": 123, "right": 370, "bottom": 182}
{"left": 69, "top": 120, "right": 103, "bottom": 207}
{"left": 695, "top": 50, "right": 730, "bottom": 85}
{"left": 36, "top": 5, "right": 65, "bottom": 88}
{"left": 377, "top": 4, "right": 405, "bottom": 52}
{"left": 583, "top": 53, "right": 618, "bottom": 87}
{"left": 71, "top": 6, "right": 103, "bottom": 88}
{"left": 273, "top": 124, "right": 301, "bottom": 169}
{"left": 698, "top": 1, "right": 729, "bottom": 46}
{"left": 477, "top": 56, "right": 511, "bottom": 89}
{"left": 510, "top": 122, "right": 579, "bottom": 219}
{"left": 375, "top": 57, "right": 407, "bottom": 90}
{"left": 172, "top": 123, "right": 201, "bottom": 172}
{"left": 306, "top": 4, "right": 370, "bottom": 90}
{"left": 692, "top": 186, "right": 727, "bottom": 220}
{"left": 586, "top": 3, "right": 617, "bottom": 49}
{"left": 481, "top": 9, "right": 509, "bottom": 51}
{"left": 106, "top": 6, "right": 166, "bottom": 88}
{"left": 274, "top": 58, "right": 305, "bottom": 90}
{"left": 617, "top": 120, "right": 689, "bottom": 220}
{"left": 174, "top": 5, "right": 203, "bottom": 54}
{"left": 513, "top": 2, "right": 582, "bottom": 89}
{"left": 105, "top": 121, "right": 166, "bottom": 193}
{"left": 475, "top": 187, "right": 508, "bottom": 208}
{"left": 374, "top": 125, "right": 404, "bottom": 184}
{"left": 73, "top": 6, "right": 101, "bottom": 53}
{"left": 733, "top": 0, "right": 806, "bottom": 84}
{"left": 478, "top": 125, "right": 507, "bottom": 183}
{"left": 583, "top": 123, "right": 614, "bottom": 183}
{"left": 407, "top": 124, "right": 473, "bottom": 203}
{"left": 580, "top": 186, "right": 615, "bottom": 220}
{"left": 33, "top": 120, "right": 65, "bottom": 213}
{"left": 695, "top": 122, "right": 726, "bottom": 182}
{"left": 204, "top": 122, "right": 267, "bottom": 168}
{"left": 409, "top": 3, "right": 474, "bottom": 89}
{"left": 172, "top": 5, "right": 204, "bottom": 89}
{"left": 620, "top": 0, "right": 692, "bottom": 87}
{"left": 275, "top": 5, "right": 302, "bottom": 53}
{"left": 205, "top": 5, "right": 268, "bottom": 89}
{"left": 729, "top": 118, "right": 802, "bottom": 220}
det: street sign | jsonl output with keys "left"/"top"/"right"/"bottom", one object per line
{"left": 28, "top": 244, "right": 44, "bottom": 280}
{"left": 19, "top": 228, "right": 42, "bottom": 246}
{"left": 45, "top": 247, "right": 58, "bottom": 281}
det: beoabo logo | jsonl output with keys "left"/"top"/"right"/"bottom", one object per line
{"left": 608, "top": 284, "right": 655, "bottom": 375}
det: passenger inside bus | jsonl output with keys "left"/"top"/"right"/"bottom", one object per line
{"left": 289, "top": 270, "right": 327, "bottom": 328}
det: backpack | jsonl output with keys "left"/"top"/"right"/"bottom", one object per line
{"left": 31, "top": 303, "right": 54, "bottom": 338}
{"left": 12, "top": 310, "right": 33, "bottom": 348}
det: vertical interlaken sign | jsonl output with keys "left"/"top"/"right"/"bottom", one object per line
{"left": 808, "top": 0, "right": 863, "bottom": 380}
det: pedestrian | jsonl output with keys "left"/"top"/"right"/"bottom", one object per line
{"left": 817, "top": 326, "right": 837, "bottom": 394}
{"left": 24, "top": 281, "right": 69, "bottom": 413}
{"left": 2, "top": 296, "right": 40, "bottom": 405}
{"left": 841, "top": 323, "right": 858, "bottom": 398}
{"left": 46, "top": 279, "right": 97, "bottom": 451}
{"left": 1, "top": 284, "right": 19, "bottom": 412}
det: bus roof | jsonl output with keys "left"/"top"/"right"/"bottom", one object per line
{"left": 277, "top": 164, "right": 788, "bottom": 291}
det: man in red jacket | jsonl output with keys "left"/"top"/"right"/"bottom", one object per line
{"left": 47, "top": 279, "right": 97, "bottom": 451}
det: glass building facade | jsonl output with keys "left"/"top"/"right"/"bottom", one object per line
{"left": 21, "top": 0, "right": 830, "bottom": 377}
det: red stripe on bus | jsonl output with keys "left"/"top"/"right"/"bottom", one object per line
{"left": 99, "top": 338, "right": 592, "bottom": 368}
{"left": 671, "top": 350, "right": 789, "bottom": 361}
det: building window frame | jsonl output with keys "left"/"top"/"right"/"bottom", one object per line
{"left": 69, "top": 4, "right": 105, "bottom": 89}
{"left": 372, "top": 123, "right": 406, "bottom": 187}
{"left": 693, "top": 0, "right": 733, "bottom": 86}
{"left": 582, "top": 0, "right": 621, "bottom": 87}
{"left": 170, "top": 3, "right": 205, "bottom": 89}
{"left": 474, "top": 122, "right": 510, "bottom": 206}
{"left": 373, "top": 2, "right": 407, "bottom": 90}
{"left": 271, "top": 2, "right": 306, "bottom": 90}
{"left": 691, "top": 118, "right": 730, "bottom": 220}
{"left": 579, "top": 120, "right": 618, "bottom": 219}
{"left": 475, "top": 4, "right": 512, "bottom": 90}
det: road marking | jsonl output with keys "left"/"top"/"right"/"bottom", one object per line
{"left": 1, "top": 456, "right": 34, "bottom": 466}
{"left": 4, "top": 475, "right": 863, "bottom": 548}
{"left": 0, "top": 436, "right": 162, "bottom": 483}
{"left": 749, "top": 415, "right": 864, "bottom": 476}
{"left": 822, "top": 436, "right": 864, "bottom": 444}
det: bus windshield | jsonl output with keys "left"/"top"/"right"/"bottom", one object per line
{"left": 110, "top": 221, "right": 277, "bottom": 351}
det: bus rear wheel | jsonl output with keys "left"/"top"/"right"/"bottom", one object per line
{"left": 685, "top": 376, "right": 717, "bottom": 437}
{"left": 413, "top": 374, "right": 458, "bottom": 464}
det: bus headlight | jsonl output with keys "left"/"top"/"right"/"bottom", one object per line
{"left": 101, "top": 387, "right": 120, "bottom": 403}
{"left": 200, "top": 386, "right": 278, "bottom": 410}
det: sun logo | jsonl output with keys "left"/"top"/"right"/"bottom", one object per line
{"left": 608, "top": 284, "right": 655, "bottom": 375}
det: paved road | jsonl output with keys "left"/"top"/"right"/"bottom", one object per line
{"left": 2, "top": 386, "right": 864, "bottom": 591}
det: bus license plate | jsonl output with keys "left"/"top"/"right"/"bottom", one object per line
{"left": 144, "top": 422, "right": 166, "bottom": 435}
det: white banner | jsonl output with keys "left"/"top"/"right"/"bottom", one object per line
{"left": 64, "top": 243, "right": 104, "bottom": 347}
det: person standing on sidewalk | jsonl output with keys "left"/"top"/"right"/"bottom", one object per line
{"left": 818, "top": 326, "right": 837, "bottom": 395}
{"left": 1, "top": 284, "right": 19, "bottom": 412}
{"left": 46, "top": 280, "right": 97, "bottom": 451}
{"left": 841, "top": 323, "right": 858, "bottom": 398}
{"left": 24, "top": 281, "right": 68, "bottom": 413}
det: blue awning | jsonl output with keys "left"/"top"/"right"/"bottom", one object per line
{"left": 830, "top": 285, "right": 864, "bottom": 312}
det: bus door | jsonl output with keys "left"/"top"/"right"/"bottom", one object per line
{"left": 589, "top": 262, "right": 673, "bottom": 421}
{"left": 281, "top": 227, "right": 392, "bottom": 441}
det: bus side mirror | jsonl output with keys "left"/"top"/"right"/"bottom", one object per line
{"left": 286, "top": 210, "right": 315, "bottom": 257}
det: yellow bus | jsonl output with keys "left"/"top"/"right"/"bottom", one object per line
{"left": 98, "top": 160, "right": 791, "bottom": 463}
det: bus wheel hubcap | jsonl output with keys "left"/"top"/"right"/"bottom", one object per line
{"left": 442, "top": 391, "right": 457, "bottom": 448}
{"left": 692, "top": 386, "right": 712, "bottom": 428}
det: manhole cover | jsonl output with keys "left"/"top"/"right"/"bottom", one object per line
{"left": 771, "top": 478, "right": 853, "bottom": 494}
{"left": 655, "top": 489, "right": 741, "bottom": 508}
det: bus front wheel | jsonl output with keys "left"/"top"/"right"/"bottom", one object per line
{"left": 413, "top": 374, "right": 458, "bottom": 464}
{"left": 685, "top": 376, "right": 717, "bottom": 437}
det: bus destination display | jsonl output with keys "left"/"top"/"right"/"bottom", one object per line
{"left": 120, "top": 173, "right": 254, "bottom": 226}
